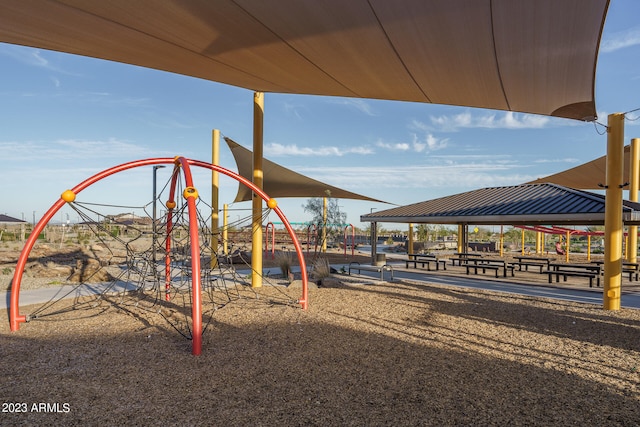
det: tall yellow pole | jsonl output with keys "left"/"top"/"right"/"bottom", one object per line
{"left": 499, "top": 225, "right": 504, "bottom": 257}
{"left": 223, "top": 203, "right": 228, "bottom": 255}
{"left": 322, "top": 197, "right": 327, "bottom": 252}
{"left": 628, "top": 138, "right": 640, "bottom": 263}
{"left": 587, "top": 235, "right": 591, "bottom": 261}
{"left": 251, "top": 92, "right": 264, "bottom": 288}
{"left": 521, "top": 229, "right": 525, "bottom": 255}
{"left": 211, "top": 129, "right": 220, "bottom": 269}
{"left": 604, "top": 113, "right": 625, "bottom": 310}
{"left": 565, "top": 230, "right": 570, "bottom": 262}
{"left": 457, "top": 224, "right": 463, "bottom": 253}
{"left": 408, "top": 223, "right": 414, "bottom": 255}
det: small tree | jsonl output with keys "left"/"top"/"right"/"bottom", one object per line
{"left": 302, "top": 193, "right": 347, "bottom": 246}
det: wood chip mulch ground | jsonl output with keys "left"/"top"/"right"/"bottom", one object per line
{"left": 1, "top": 273, "right": 639, "bottom": 426}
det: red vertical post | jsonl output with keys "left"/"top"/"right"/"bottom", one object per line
{"left": 265, "top": 222, "right": 275, "bottom": 259}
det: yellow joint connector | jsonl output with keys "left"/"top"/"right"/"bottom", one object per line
{"left": 267, "top": 198, "right": 277, "bottom": 209}
{"left": 166, "top": 200, "right": 177, "bottom": 210}
{"left": 61, "top": 190, "right": 76, "bottom": 203}
{"left": 173, "top": 156, "right": 183, "bottom": 166}
{"left": 183, "top": 186, "right": 198, "bottom": 200}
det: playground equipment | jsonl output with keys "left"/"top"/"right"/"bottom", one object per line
{"left": 9, "top": 157, "right": 308, "bottom": 355}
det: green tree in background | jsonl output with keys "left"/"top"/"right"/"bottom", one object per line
{"left": 302, "top": 195, "right": 347, "bottom": 245}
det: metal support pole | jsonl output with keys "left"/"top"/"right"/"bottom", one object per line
{"left": 604, "top": 113, "right": 625, "bottom": 310}
{"left": 628, "top": 138, "right": 639, "bottom": 263}
{"left": 223, "top": 203, "right": 229, "bottom": 255}
{"left": 152, "top": 165, "right": 165, "bottom": 280}
{"left": 408, "top": 223, "right": 414, "bottom": 255}
{"left": 322, "top": 197, "right": 328, "bottom": 252}
{"left": 370, "top": 221, "right": 378, "bottom": 265}
{"left": 251, "top": 92, "right": 264, "bottom": 288}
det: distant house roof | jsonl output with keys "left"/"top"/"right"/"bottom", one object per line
{"left": 360, "top": 183, "right": 640, "bottom": 226}
{"left": 0, "top": 214, "right": 27, "bottom": 224}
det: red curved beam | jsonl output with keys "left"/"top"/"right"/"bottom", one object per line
{"left": 10, "top": 158, "right": 309, "bottom": 350}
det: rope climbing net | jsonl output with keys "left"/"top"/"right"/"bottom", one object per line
{"left": 9, "top": 157, "right": 308, "bottom": 355}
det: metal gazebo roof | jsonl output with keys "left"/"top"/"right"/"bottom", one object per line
{"left": 360, "top": 183, "right": 640, "bottom": 226}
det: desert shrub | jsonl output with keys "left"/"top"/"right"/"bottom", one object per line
{"left": 274, "top": 251, "right": 294, "bottom": 278}
{"left": 311, "top": 257, "right": 331, "bottom": 281}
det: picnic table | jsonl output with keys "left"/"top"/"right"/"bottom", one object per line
{"left": 465, "top": 258, "right": 515, "bottom": 278}
{"left": 406, "top": 253, "right": 447, "bottom": 271}
{"left": 511, "top": 256, "right": 551, "bottom": 273}
{"left": 590, "top": 260, "right": 640, "bottom": 281}
{"left": 546, "top": 262, "right": 601, "bottom": 287}
{"left": 450, "top": 252, "right": 483, "bottom": 266}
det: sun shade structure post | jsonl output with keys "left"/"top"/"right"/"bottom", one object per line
{"left": 211, "top": 129, "right": 220, "bottom": 269}
{"left": 629, "top": 138, "right": 640, "bottom": 264}
{"left": 604, "top": 113, "right": 625, "bottom": 310}
{"left": 252, "top": 92, "right": 264, "bottom": 288}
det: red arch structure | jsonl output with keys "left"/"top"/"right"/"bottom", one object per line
{"left": 10, "top": 157, "right": 309, "bottom": 355}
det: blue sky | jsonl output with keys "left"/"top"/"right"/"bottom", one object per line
{"left": 1, "top": 0, "right": 640, "bottom": 230}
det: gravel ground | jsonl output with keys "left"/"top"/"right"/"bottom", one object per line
{"left": 2, "top": 277, "right": 639, "bottom": 426}
{"left": 1, "top": 242, "right": 639, "bottom": 426}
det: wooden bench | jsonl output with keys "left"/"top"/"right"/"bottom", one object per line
{"left": 545, "top": 263, "right": 601, "bottom": 288}
{"left": 405, "top": 254, "right": 447, "bottom": 271}
{"left": 465, "top": 259, "right": 515, "bottom": 278}
{"left": 348, "top": 262, "right": 394, "bottom": 281}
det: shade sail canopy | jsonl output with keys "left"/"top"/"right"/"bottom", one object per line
{"left": 527, "top": 145, "right": 630, "bottom": 190}
{"left": 0, "top": 0, "right": 608, "bottom": 120}
{"left": 225, "top": 137, "right": 387, "bottom": 203}
{"left": 360, "top": 183, "right": 640, "bottom": 226}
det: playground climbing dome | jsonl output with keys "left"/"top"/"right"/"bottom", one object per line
{"left": 9, "top": 157, "right": 309, "bottom": 355}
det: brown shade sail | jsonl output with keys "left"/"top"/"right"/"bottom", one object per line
{"left": 527, "top": 145, "right": 630, "bottom": 190}
{"left": 225, "top": 137, "right": 387, "bottom": 203}
{"left": 0, "top": 0, "right": 609, "bottom": 120}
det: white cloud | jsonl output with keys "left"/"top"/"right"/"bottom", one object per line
{"left": 329, "top": 98, "right": 376, "bottom": 116}
{"left": 423, "top": 133, "right": 448, "bottom": 151}
{"left": 296, "top": 162, "right": 537, "bottom": 201}
{"left": 601, "top": 26, "right": 640, "bottom": 53}
{"left": 0, "top": 138, "right": 160, "bottom": 163}
{"left": 424, "top": 111, "right": 551, "bottom": 132}
{"left": 264, "top": 142, "right": 373, "bottom": 156}
{"left": 374, "top": 134, "right": 448, "bottom": 153}
{"left": 0, "top": 45, "right": 77, "bottom": 75}
{"left": 375, "top": 140, "right": 410, "bottom": 151}
{"left": 534, "top": 158, "right": 580, "bottom": 164}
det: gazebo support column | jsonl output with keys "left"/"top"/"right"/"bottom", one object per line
{"left": 604, "top": 113, "right": 625, "bottom": 310}
{"left": 370, "top": 222, "right": 378, "bottom": 265}
{"left": 408, "top": 223, "right": 414, "bottom": 255}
